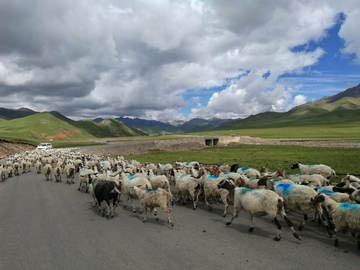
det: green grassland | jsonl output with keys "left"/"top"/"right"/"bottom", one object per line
{"left": 0, "top": 112, "right": 146, "bottom": 146}
{"left": 124, "top": 144, "right": 360, "bottom": 183}
{"left": 0, "top": 112, "right": 95, "bottom": 145}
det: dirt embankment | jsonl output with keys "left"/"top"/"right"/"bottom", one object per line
{"left": 0, "top": 140, "right": 36, "bottom": 159}
{"left": 1, "top": 136, "right": 359, "bottom": 159}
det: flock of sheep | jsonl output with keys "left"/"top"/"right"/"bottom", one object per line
{"left": 1, "top": 147, "right": 360, "bottom": 251}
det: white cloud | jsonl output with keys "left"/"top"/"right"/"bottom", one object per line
{"left": 0, "top": 0, "right": 359, "bottom": 121}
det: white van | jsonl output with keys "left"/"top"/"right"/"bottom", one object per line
{"left": 36, "top": 143, "right": 53, "bottom": 150}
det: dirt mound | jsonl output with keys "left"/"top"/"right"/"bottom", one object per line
{"left": 0, "top": 140, "right": 36, "bottom": 159}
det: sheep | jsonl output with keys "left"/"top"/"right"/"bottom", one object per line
{"left": 236, "top": 167, "right": 261, "bottom": 179}
{"left": 64, "top": 163, "right": 76, "bottom": 184}
{"left": 13, "top": 162, "right": 20, "bottom": 176}
{"left": 78, "top": 168, "right": 96, "bottom": 193}
{"left": 120, "top": 172, "right": 152, "bottom": 213}
{"left": 276, "top": 168, "right": 329, "bottom": 186}
{"left": 344, "top": 174, "right": 360, "bottom": 189}
{"left": 225, "top": 186, "right": 301, "bottom": 241}
{"left": 6, "top": 166, "right": 13, "bottom": 178}
{"left": 131, "top": 186, "right": 174, "bottom": 226}
{"left": 156, "top": 163, "right": 173, "bottom": 178}
{"left": 43, "top": 164, "right": 53, "bottom": 181}
{"left": 54, "top": 166, "right": 62, "bottom": 182}
{"left": 202, "top": 170, "right": 231, "bottom": 217}
{"left": 173, "top": 170, "right": 201, "bottom": 210}
{"left": 291, "top": 162, "right": 336, "bottom": 179}
{"left": 21, "top": 160, "right": 27, "bottom": 173}
{"left": 0, "top": 166, "right": 6, "bottom": 181}
{"left": 317, "top": 189, "right": 357, "bottom": 204}
{"left": 321, "top": 192, "right": 360, "bottom": 249}
{"left": 260, "top": 167, "right": 277, "bottom": 177}
{"left": 148, "top": 170, "right": 172, "bottom": 205}
{"left": 259, "top": 181, "right": 332, "bottom": 236}
{"left": 90, "top": 178, "right": 121, "bottom": 218}
{"left": 333, "top": 176, "right": 358, "bottom": 195}
{"left": 218, "top": 164, "right": 231, "bottom": 174}
{"left": 35, "top": 161, "right": 42, "bottom": 174}
{"left": 26, "top": 161, "right": 32, "bottom": 172}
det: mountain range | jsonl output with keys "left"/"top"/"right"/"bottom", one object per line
{"left": 0, "top": 83, "right": 359, "bottom": 144}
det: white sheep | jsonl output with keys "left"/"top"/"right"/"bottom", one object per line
{"left": 342, "top": 174, "right": 360, "bottom": 189}
{"left": 149, "top": 170, "right": 171, "bottom": 194}
{"left": 291, "top": 162, "right": 336, "bottom": 179}
{"left": 6, "top": 166, "right": 13, "bottom": 178}
{"left": 236, "top": 167, "right": 261, "bottom": 179}
{"left": 262, "top": 181, "right": 332, "bottom": 236}
{"left": 120, "top": 172, "right": 152, "bottom": 213}
{"left": 173, "top": 170, "right": 201, "bottom": 210}
{"left": 131, "top": 186, "right": 174, "bottom": 226}
{"left": 78, "top": 168, "right": 96, "bottom": 192}
{"left": 35, "top": 161, "right": 42, "bottom": 174}
{"left": 202, "top": 170, "right": 230, "bottom": 217}
{"left": 13, "top": 162, "right": 20, "bottom": 176}
{"left": 156, "top": 163, "right": 173, "bottom": 178}
{"left": 43, "top": 164, "right": 53, "bottom": 181}
{"left": 317, "top": 189, "right": 357, "bottom": 204}
{"left": 276, "top": 168, "right": 329, "bottom": 186}
{"left": 0, "top": 166, "right": 6, "bottom": 181}
{"left": 54, "top": 166, "right": 62, "bottom": 182}
{"left": 321, "top": 192, "right": 360, "bottom": 249}
{"left": 64, "top": 163, "right": 76, "bottom": 184}
{"left": 226, "top": 186, "right": 301, "bottom": 241}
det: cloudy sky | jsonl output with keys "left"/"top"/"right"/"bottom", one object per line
{"left": 1, "top": 0, "right": 360, "bottom": 122}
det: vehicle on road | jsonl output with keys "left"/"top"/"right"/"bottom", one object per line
{"left": 36, "top": 143, "right": 53, "bottom": 150}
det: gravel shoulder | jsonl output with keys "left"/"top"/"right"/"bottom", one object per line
{"left": 1, "top": 136, "right": 359, "bottom": 159}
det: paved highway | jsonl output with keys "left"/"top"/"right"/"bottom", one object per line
{"left": 0, "top": 170, "right": 359, "bottom": 270}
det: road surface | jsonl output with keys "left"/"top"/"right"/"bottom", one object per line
{"left": 0, "top": 170, "right": 359, "bottom": 270}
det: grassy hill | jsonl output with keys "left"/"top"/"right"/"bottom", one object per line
{"left": 192, "top": 97, "right": 360, "bottom": 138}
{"left": 0, "top": 113, "right": 147, "bottom": 146}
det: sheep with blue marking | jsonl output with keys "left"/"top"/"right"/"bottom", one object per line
{"left": 173, "top": 170, "right": 201, "bottom": 209}
{"left": 225, "top": 185, "right": 301, "bottom": 241}
{"left": 148, "top": 169, "right": 172, "bottom": 205}
{"left": 131, "top": 186, "right": 174, "bottom": 226}
{"left": 276, "top": 168, "right": 329, "bottom": 186}
{"left": 259, "top": 181, "right": 332, "bottom": 237}
{"left": 291, "top": 162, "right": 336, "bottom": 180}
{"left": 120, "top": 172, "right": 152, "bottom": 213}
{"left": 202, "top": 169, "right": 231, "bottom": 217}
{"left": 236, "top": 167, "right": 261, "bottom": 179}
{"left": 321, "top": 192, "right": 360, "bottom": 250}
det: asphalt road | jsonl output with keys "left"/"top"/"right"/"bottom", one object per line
{"left": 0, "top": 169, "right": 359, "bottom": 270}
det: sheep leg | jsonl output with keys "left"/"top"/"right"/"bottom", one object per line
{"left": 281, "top": 214, "right": 301, "bottom": 240}
{"left": 314, "top": 202, "right": 332, "bottom": 237}
{"left": 190, "top": 191, "right": 198, "bottom": 210}
{"left": 131, "top": 197, "right": 137, "bottom": 213}
{"left": 142, "top": 206, "right": 148, "bottom": 222}
{"left": 226, "top": 209, "right": 240, "bottom": 226}
{"left": 205, "top": 196, "right": 212, "bottom": 211}
{"left": 248, "top": 215, "right": 254, "bottom": 232}
{"left": 273, "top": 217, "right": 282, "bottom": 241}
{"left": 220, "top": 193, "right": 229, "bottom": 217}
{"left": 356, "top": 234, "right": 360, "bottom": 250}
{"left": 123, "top": 195, "right": 130, "bottom": 208}
{"left": 298, "top": 214, "right": 308, "bottom": 231}
{"left": 333, "top": 228, "right": 339, "bottom": 247}
{"left": 150, "top": 208, "right": 159, "bottom": 221}
{"left": 105, "top": 200, "right": 111, "bottom": 218}
{"left": 162, "top": 203, "right": 174, "bottom": 226}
